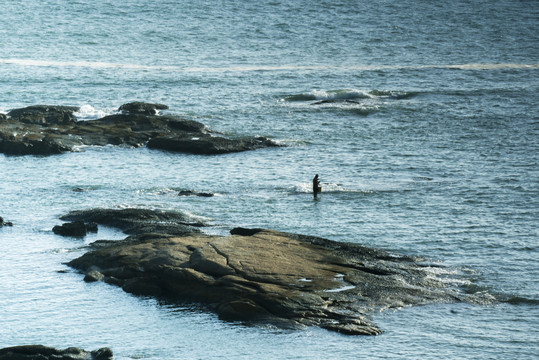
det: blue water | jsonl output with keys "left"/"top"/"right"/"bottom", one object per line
{"left": 1, "top": 0, "right": 538, "bottom": 358}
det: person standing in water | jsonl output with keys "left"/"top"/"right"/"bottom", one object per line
{"left": 313, "top": 174, "right": 320, "bottom": 198}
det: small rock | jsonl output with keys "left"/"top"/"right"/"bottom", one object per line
{"left": 84, "top": 270, "right": 105, "bottom": 282}
{"left": 91, "top": 347, "right": 114, "bottom": 360}
{"left": 86, "top": 222, "right": 98, "bottom": 233}
{"left": 230, "top": 227, "right": 263, "bottom": 236}
{"left": 52, "top": 221, "right": 97, "bottom": 237}
{"left": 0, "top": 216, "right": 13, "bottom": 227}
{"left": 178, "top": 190, "right": 214, "bottom": 197}
{"left": 118, "top": 102, "right": 169, "bottom": 115}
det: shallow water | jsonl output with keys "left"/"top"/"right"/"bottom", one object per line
{"left": 1, "top": 0, "right": 538, "bottom": 358}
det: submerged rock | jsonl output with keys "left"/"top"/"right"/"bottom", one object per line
{"left": 65, "top": 208, "right": 473, "bottom": 335}
{"left": 0, "top": 102, "right": 282, "bottom": 155}
{"left": 0, "top": 345, "right": 113, "bottom": 360}
{"left": 178, "top": 190, "right": 215, "bottom": 197}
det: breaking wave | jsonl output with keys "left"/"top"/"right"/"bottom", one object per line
{"left": 74, "top": 104, "right": 115, "bottom": 120}
{"left": 281, "top": 88, "right": 418, "bottom": 102}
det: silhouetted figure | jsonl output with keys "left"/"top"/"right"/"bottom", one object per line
{"left": 313, "top": 174, "right": 320, "bottom": 198}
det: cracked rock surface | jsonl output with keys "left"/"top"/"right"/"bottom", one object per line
{"left": 65, "top": 208, "right": 472, "bottom": 335}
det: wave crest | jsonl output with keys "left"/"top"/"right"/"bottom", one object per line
{"left": 282, "top": 88, "right": 417, "bottom": 102}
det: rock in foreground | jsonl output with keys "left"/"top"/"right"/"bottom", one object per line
{"left": 66, "top": 208, "right": 470, "bottom": 335}
{"left": 0, "top": 102, "right": 282, "bottom": 155}
{"left": 0, "top": 345, "right": 113, "bottom": 360}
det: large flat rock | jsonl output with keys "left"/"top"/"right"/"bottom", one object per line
{"left": 65, "top": 209, "right": 472, "bottom": 335}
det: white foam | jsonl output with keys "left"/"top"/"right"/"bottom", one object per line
{"left": 74, "top": 105, "right": 112, "bottom": 120}
{"left": 2, "top": 58, "right": 536, "bottom": 73}
{"left": 324, "top": 284, "right": 356, "bottom": 293}
{"left": 0, "top": 58, "right": 180, "bottom": 71}
{"left": 309, "top": 89, "right": 372, "bottom": 100}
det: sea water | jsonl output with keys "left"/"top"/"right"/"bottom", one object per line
{"left": 0, "top": 0, "right": 538, "bottom": 359}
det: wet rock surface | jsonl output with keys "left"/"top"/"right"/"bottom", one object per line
{"left": 65, "top": 208, "right": 472, "bottom": 335}
{"left": 0, "top": 102, "right": 282, "bottom": 155}
{"left": 0, "top": 345, "right": 113, "bottom": 360}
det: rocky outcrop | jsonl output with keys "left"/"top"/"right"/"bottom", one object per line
{"left": 65, "top": 208, "right": 472, "bottom": 336}
{"left": 7, "top": 105, "right": 79, "bottom": 125}
{"left": 0, "top": 345, "right": 113, "bottom": 360}
{"left": 60, "top": 207, "right": 207, "bottom": 236}
{"left": 0, "top": 102, "right": 282, "bottom": 155}
{"left": 0, "top": 216, "right": 13, "bottom": 227}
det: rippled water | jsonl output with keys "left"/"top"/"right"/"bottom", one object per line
{"left": 1, "top": 0, "right": 538, "bottom": 359}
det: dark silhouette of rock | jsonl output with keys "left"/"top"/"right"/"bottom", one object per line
{"left": 311, "top": 99, "right": 361, "bottom": 105}
{"left": 64, "top": 208, "right": 476, "bottom": 336}
{"left": 178, "top": 190, "right": 214, "bottom": 197}
{"left": 119, "top": 101, "right": 169, "bottom": 115}
{"left": 147, "top": 135, "right": 280, "bottom": 155}
{"left": 0, "top": 345, "right": 113, "bottom": 360}
{"left": 230, "top": 227, "right": 263, "bottom": 236}
{"left": 7, "top": 105, "right": 79, "bottom": 125}
{"left": 52, "top": 220, "right": 98, "bottom": 237}
{"left": 0, "top": 102, "right": 282, "bottom": 155}
{"left": 0, "top": 216, "right": 13, "bottom": 227}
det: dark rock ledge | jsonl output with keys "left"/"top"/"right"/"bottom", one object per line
{"left": 0, "top": 345, "right": 113, "bottom": 360}
{"left": 64, "top": 208, "right": 472, "bottom": 336}
{"left": 0, "top": 102, "right": 282, "bottom": 155}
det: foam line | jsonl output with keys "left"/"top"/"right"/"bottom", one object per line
{"left": 0, "top": 58, "right": 179, "bottom": 71}
{"left": 1, "top": 58, "right": 537, "bottom": 72}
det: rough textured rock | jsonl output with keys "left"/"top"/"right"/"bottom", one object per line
{"left": 65, "top": 208, "right": 473, "bottom": 336}
{"left": 0, "top": 102, "right": 282, "bottom": 155}
{"left": 84, "top": 269, "right": 105, "bottom": 282}
{"left": 7, "top": 105, "right": 79, "bottom": 125}
{"left": 0, "top": 345, "right": 113, "bottom": 360}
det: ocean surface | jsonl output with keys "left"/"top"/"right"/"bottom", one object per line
{"left": 1, "top": 0, "right": 538, "bottom": 358}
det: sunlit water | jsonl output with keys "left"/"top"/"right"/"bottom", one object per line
{"left": 1, "top": 1, "right": 538, "bottom": 358}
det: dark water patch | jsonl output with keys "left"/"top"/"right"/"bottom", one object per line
{"left": 502, "top": 296, "right": 539, "bottom": 306}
